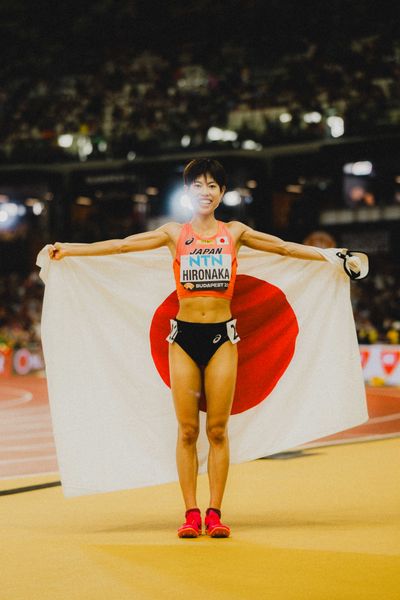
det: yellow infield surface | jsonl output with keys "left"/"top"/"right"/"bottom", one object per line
{"left": 1, "top": 438, "right": 399, "bottom": 600}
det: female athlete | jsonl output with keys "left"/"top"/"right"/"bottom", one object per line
{"left": 48, "top": 158, "right": 360, "bottom": 538}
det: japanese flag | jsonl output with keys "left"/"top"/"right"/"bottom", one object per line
{"left": 216, "top": 236, "right": 229, "bottom": 245}
{"left": 37, "top": 246, "right": 368, "bottom": 497}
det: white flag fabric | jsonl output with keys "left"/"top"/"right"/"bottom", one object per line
{"left": 36, "top": 245, "right": 368, "bottom": 498}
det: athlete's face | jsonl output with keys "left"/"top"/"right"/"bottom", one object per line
{"left": 186, "top": 173, "right": 225, "bottom": 215}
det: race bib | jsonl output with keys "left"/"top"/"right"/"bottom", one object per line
{"left": 226, "top": 318, "right": 240, "bottom": 344}
{"left": 166, "top": 319, "right": 178, "bottom": 344}
{"left": 180, "top": 253, "right": 232, "bottom": 291}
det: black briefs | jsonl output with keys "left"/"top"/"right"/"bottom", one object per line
{"left": 166, "top": 318, "right": 240, "bottom": 367}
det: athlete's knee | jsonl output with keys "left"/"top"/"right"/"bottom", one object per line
{"left": 206, "top": 422, "right": 228, "bottom": 446}
{"left": 178, "top": 423, "right": 200, "bottom": 446}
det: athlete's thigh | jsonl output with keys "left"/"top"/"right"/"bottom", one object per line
{"left": 169, "top": 342, "right": 202, "bottom": 425}
{"left": 204, "top": 342, "right": 238, "bottom": 423}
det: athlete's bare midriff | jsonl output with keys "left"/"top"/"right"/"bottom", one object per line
{"left": 176, "top": 296, "right": 232, "bottom": 323}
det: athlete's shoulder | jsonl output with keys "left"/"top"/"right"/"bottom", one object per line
{"left": 225, "top": 220, "right": 251, "bottom": 236}
{"left": 158, "top": 221, "right": 184, "bottom": 238}
{"left": 225, "top": 220, "right": 248, "bottom": 228}
{"left": 158, "top": 221, "right": 183, "bottom": 232}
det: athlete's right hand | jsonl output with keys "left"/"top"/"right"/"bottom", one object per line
{"left": 48, "top": 242, "right": 67, "bottom": 260}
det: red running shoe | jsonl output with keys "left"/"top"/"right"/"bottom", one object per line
{"left": 205, "top": 508, "right": 230, "bottom": 538}
{"left": 177, "top": 508, "right": 202, "bottom": 538}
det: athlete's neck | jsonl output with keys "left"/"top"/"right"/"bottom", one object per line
{"left": 190, "top": 215, "right": 218, "bottom": 237}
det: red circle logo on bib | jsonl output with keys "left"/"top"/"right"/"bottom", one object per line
{"left": 150, "top": 274, "right": 298, "bottom": 414}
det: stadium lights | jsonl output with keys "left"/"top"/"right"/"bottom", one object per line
{"left": 25, "top": 198, "right": 40, "bottom": 206}
{"left": 179, "top": 193, "right": 192, "bottom": 209}
{"left": 167, "top": 187, "right": 193, "bottom": 221}
{"left": 32, "top": 202, "right": 43, "bottom": 215}
{"left": 241, "top": 140, "right": 262, "bottom": 151}
{"left": 207, "top": 127, "right": 238, "bottom": 142}
{"left": 181, "top": 135, "right": 191, "bottom": 147}
{"left": 133, "top": 194, "right": 148, "bottom": 204}
{"left": 222, "top": 191, "right": 241, "bottom": 207}
{"left": 77, "top": 136, "right": 93, "bottom": 160}
{"left": 58, "top": 134, "right": 74, "bottom": 148}
{"left": 75, "top": 196, "right": 92, "bottom": 206}
{"left": 279, "top": 112, "right": 292, "bottom": 123}
{"left": 127, "top": 151, "right": 136, "bottom": 161}
{"left": 4, "top": 203, "right": 18, "bottom": 216}
{"left": 343, "top": 162, "right": 373, "bottom": 176}
{"left": 303, "top": 112, "right": 322, "bottom": 124}
{"left": 0, "top": 202, "right": 22, "bottom": 228}
{"left": 145, "top": 187, "right": 159, "bottom": 196}
{"left": 246, "top": 180, "right": 258, "bottom": 189}
{"left": 286, "top": 185, "right": 303, "bottom": 194}
{"left": 22, "top": 199, "right": 41, "bottom": 214}
{"left": 327, "top": 116, "right": 344, "bottom": 138}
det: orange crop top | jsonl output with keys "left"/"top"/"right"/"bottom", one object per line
{"left": 173, "top": 221, "right": 237, "bottom": 300}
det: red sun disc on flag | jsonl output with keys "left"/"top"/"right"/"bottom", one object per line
{"left": 150, "top": 274, "right": 299, "bottom": 414}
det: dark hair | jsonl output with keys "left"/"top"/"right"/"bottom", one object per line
{"left": 183, "top": 158, "right": 227, "bottom": 190}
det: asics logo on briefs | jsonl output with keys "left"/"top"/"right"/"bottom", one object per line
{"left": 185, "top": 238, "right": 194, "bottom": 245}
{"left": 213, "top": 334, "right": 222, "bottom": 344}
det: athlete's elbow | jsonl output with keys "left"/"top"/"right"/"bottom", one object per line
{"left": 276, "top": 241, "right": 290, "bottom": 256}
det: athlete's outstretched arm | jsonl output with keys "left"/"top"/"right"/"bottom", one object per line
{"left": 48, "top": 223, "right": 178, "bottom": 260}
{"left": 234, "top": 222, "right": 334, "bottom": 261}
{"left": 234, "top": 222, "right": 361, "bottom": 272}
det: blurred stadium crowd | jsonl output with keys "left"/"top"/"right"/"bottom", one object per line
{"left": 0, "top": 271, "right": 43, "bottom": 349}
{"left": 0, "top": 8, "right": 399, "bottom": 162}
{"left": 351, "top": 267, "right": 400, "bottom": 345}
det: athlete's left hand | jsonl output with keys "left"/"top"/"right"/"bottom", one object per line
{"left": 347, "top": 255, "right": 361, "bottom": 274}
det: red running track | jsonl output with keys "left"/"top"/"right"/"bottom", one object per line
{"left": 0, "top": 375, "right": 399, "bottom": 480}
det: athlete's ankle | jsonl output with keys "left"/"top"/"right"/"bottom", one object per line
{"left": 185, "top": 507, "right": 201, "bottom": 516}
{"left": 206, "top": 507, "right": 221, "bottom": 516}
